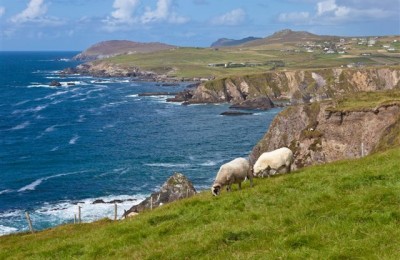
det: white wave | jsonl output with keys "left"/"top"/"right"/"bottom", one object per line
{"left": 0, "top": 189, "right": 12, "bottom": 195}
{"left": 145, "top": 163, "right": 190, "bottom": 168}
{"left": 69, "top": 135, "right": 79, "bottom": 145}
{"left": 18, "top": 179, "right": 43, "bottom": 192}
{"left": 126, "top": 94, "right": 138, "bottom": 98}
{"left": 34, "top": 194, "right": 146, "bottom": 225}
{"left": 44, "top": 90, "right": 69, "bottom": 99}
{"left": 45, "top": 125, "right": 58, "bottom": 133}
{"left": 10, "top": 121, "right": 30, "bottom": 130}
{"left": 77, "top": 115, "right": 86, "bottom": 122}
{"left": 198, "top": 160, "right": 224, "bottom": 167}
{"left": 113, "top": 167, "right": 130, "bottom": 175}
{"left": 60, "top": 81, "right": 88, "bottom": 87}
{"left": 58, "top": 58, "right": 70, "bottom": 62}
{"left": 90, "top": 80, "right": 111, "bottom": 84}
{"left": 27, "top": 84, "right": 56, "bottom": 89}
{"left": 12, "top": 104, "right": 48, "bottom": 114}
{"left": 103, "top": 123, "right": 116, "bottom": 129}
{"left": 100, "top": 101, "right": 128, "bottom": 109}
{"left": 51, "top": 146, "right": 59, "bottom": 152}
{"left": 0, "top": 225, "right": 18, "bottom": 236}
{"left": 13, "top": 100, "right": 30, "bottom": 106}
{"left": 18, "top": 171, "right": 85, "bottom": 193}
{"left": 45, "top": 76, "right": 62, "bottom": 79}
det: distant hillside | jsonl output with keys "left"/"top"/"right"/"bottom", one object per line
{"left": 243, "top": 29, "right": 341, "bottom": 47}
{"left": 210, "top": 36, "right": 262, "bottom": 47}
{"left": 73, "top": 40, "right": 176, "bottom": 61}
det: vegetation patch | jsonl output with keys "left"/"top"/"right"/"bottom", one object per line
{"left": 326, "top": 90, "right": 400, "bottom": 112}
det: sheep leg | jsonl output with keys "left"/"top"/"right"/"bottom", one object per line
{"left": 226, "top": 185, "right": 231, "bottom": 192}
{"left": 238, "top": 182, "right": 242, "bottom": 190}
{"left": 286, "top": 164, "right": 291, "bottom": 173}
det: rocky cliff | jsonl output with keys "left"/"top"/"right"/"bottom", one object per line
{"left": 249, "top": 96, "right": 400, "bottom": 170}
{"left": 186, "top": 67, "right": 400, "bottom": 105}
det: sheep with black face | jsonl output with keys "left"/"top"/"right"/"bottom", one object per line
{"left": 211, "top": 157, "right": 253, "bottom": 196}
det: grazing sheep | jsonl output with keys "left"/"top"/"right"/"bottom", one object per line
{"left": 211, "top": 157, "right": 253, "bottom": 196}
{"left": 253, "top": 147, "right": 293, "bottom": 178}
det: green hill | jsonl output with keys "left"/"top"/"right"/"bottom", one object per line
{"left": 1, "top": 147, "right": 400, "bottom": 259}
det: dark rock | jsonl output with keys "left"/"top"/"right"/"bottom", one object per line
{"left": 230, "top": 96, "right": 275, "bottom": 110}
{"left": 138, "top": 92, "right": 178, "bottom": 97}
{"left": 92, "top": 199, "right": 105, "bottom": 204}
{"left": 108, "top": 199, "right": 123, "bottom": 204}
{"left": 49, "top": 80, "right": 61, "bottom": 87}
{"left": 220, "top": 111, "right": 253, "bottom": 116}
{"left": 166, "top": 89, "right": 195, "bottom": 102}
{"left": 123, "top": 172, "right": 196, "bottom": 217}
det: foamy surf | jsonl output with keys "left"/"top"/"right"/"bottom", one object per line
{"left": 0, "top": 225, "right": 18, "bottom": 236}
{"left": 18, "top": 171, "right": 84, "bottom": 193}
{"left": 145, "top": 163, "right": 191, "bottom": 168}
{"left": 10, "top": 121, "right": 30, "bottom": 130}
{"left": 69, "top": 135, "right": 80, "bottom": 145}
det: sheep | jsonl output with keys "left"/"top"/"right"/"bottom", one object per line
{"left": 253, "top": 147, "right": 293, "bottom": 178}
{"left": 211, "top": 157, "right": 253, "bottom": 196}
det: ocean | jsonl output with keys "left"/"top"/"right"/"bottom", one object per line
{"left": 0, "top": 51, "right": 281, "bottom": 235}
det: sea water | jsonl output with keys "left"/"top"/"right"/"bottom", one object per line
{"left": 0, "top": 52, "right": 281, "bottom": 235}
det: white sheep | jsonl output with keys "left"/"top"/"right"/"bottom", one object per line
{"left": 211, "top": 157, "right": 253, "bottom": 196}
{"left": 253, "top": 147, "right": 293, "bottom": 178}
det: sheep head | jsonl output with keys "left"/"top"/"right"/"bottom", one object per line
{"left": 211, "top": 184, "right": 221, "bottom": 196}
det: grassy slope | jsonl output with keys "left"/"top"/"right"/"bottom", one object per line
{"left": 101, "top": 37, "right": 400, "bottom": 79}
{"left": 1, "top": 148, "right": 400, "bottom": 259}
{"left": 327, "top": 90, "right": 400, "bottom": 112}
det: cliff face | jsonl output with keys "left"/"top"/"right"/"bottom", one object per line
{"left": 249, "top": 101, "right": 400, "bottom": 170}
{"left": 188, "top": 67, "right": 400, "bottom": 104}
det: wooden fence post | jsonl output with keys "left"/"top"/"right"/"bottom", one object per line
{"left": 25, "top": 212, "right": 34, "bottom": 234}
{"left": 78, "top": 206, "right": 82, "bottom": 224}
{"left": 114, "top": 203, "right": 117, "bottom": 221}
{"left": 150, "top": 196, "right": 153, "bottom": 210}
{"left": 74, "top": 214, "right": 77, "bottom": 224}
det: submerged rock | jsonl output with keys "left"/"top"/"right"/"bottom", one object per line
{"left": 49, "top": 80, "right": 61, "bottom": 87}
{"left": 220, "top": 111, "right": 253, "bottom": 116}
{"left": 230, "top": 96, "right": 275, "bottom": 110}
{"left": 123, "top": 172, "right": 196, "bottom": 218}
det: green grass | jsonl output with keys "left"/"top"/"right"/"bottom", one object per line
{"left": 1, "top": 148, "right": 400, "bottom": 259}
{"left": 327, "top": 90, "right": 400, "bottom": 112}
{"left": 98, "top": 43, "right": 400, "bottom": 79}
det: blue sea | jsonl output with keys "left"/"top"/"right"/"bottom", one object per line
{"left": 0, "top": 52, "right": 280, "bottom": 235}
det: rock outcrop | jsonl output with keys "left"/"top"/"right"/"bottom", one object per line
{"left": 249, "top": 101, "right": 400, "bottom": 170}
{"left": 230, "top": 96, "right": 275, "bottom": 110}
{"left": 123, "top": 173, "right": 196, "bottom": 218}
{"left": 184, "top": 67, "right": 400, "bottom": 106}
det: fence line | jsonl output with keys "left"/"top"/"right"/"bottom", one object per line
{"left": 23, "top": 189, "right": 196, "bottom": 231}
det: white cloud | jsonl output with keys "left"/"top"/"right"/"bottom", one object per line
{"left": 0, "top": 6, "right": 5, "bottom": 17}
{"left": 9, "top": 0, "right": 63, "bottom": 26}
{"left": 211, "top": 8, "right": 246, "bottom": 26}
{"left": 104, "top": 0, "right": 189, "bottom": 31}
{"left": 317, "top": 0, "right": 337, "bottom": 16}
{"left": 141, "top": 0, "right": 170, "bottom": 24}
{"left": 111, "top": 0, "right": 140, "bottom": 24}
{"left": 11, "top": 0, "right": 47, "bottom": 23}
{"left": 278, "top": 12, "right": 310, "bottom": 24}
{"left": 278, "top": 0, "right": 396, "bottom": 25}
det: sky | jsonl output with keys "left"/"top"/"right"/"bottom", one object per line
{"left": 0, "top": 0, "right": 399, "bottom": 51}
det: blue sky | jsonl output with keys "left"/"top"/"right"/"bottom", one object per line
{"left": 0, "top": 0, "right": 399, "bottom": 51}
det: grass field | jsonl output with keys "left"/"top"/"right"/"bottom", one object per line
{"left": 1, "top": 147, "right": 400, "bottom": 259}
{"left": 100, "top": 38, "right": 400, "bottom": 79}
